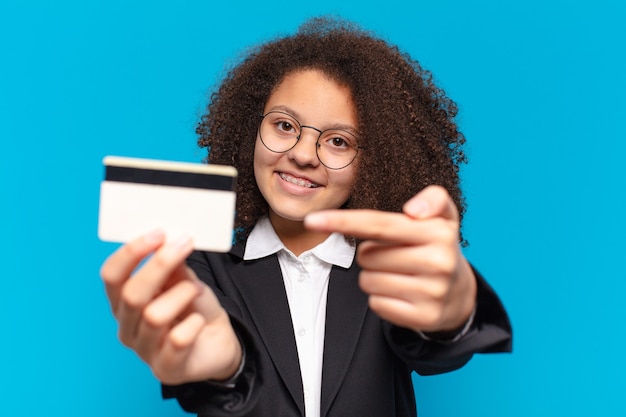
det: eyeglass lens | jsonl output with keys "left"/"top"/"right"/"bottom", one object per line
{"left": 259, "top": 111, "right": 359, "bottom": 169}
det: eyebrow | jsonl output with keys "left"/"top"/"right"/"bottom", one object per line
{"left": 267, "top": 105, "right": 359, "bottom": 135}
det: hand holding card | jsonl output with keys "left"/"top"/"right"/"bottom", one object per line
{"left": 98, "top": 156, "right": 237, "bottom": 252}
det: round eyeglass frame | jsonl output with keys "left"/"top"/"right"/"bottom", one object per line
{"left": 258, "top": 110, "right": 362, "bottom": 170}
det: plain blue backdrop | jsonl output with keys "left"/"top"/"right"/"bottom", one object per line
{"left": 1, "top": 1, "right": 624, "bottom": 415}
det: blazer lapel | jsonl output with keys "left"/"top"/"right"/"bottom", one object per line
{"left": 229, "top": 255, "right": 305, "bottom": 415}
{"left": 320, "top": 264, "right": 369, "bottom": 416}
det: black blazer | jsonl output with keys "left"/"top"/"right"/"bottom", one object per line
{"left": 163, "top": 241, "right": 512, "bottom": 417}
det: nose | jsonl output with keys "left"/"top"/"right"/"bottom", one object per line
{"left": 288, "top": 126, "right": 321, "bottom": 167}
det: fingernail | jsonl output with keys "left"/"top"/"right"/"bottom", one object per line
{"left": 144, "top": 229, "right": 165, "bottom": 244}
{"left": 406, "top": 198, "right": 429, "bottom": 217}
{"left": 194, "top": 279, "right": 206, "bottom": 294}
{"left": 167, "top": 234, "right": 193, "bottom": 252}
{"left": 304, "top": 212, "right": 326, "bottom": 228}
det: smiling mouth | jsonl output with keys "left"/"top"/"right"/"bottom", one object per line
{"left": 279, "top": 172, "right": 319, "bottom": 188}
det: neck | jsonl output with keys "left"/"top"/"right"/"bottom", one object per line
{"left": 269, "top": 212, "right": 330, "bottom": 256}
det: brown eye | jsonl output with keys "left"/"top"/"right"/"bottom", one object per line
{"left": 319, "top": 130, "right": 357, "bottom": 153}
{"left": 330, "top": 136, "right": 348, "bottom": 148}
{"left": 277, "top": 121, "right": 295, "bottom": 133}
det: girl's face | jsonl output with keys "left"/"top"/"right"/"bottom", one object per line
{"left": 254, "top": 69, "right": 359, "bottom": 226}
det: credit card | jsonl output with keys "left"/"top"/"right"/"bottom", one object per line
{"left": 98, "top": 156, "right": 237, "bottom": 252}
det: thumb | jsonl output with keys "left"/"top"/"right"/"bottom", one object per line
{"left": 403, "top": 185, "right": 459, "bottom": 222}
{"left": 184, "top": 267, "right": 226, "bottom": 324}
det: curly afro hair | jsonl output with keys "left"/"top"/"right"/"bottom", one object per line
{"left": 197, "top": 17, "right": 468, "bottom": 243}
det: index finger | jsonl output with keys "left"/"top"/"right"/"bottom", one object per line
{"left": 304, "top": 209, "right": 448, "bottom": 244}
{"left": 100, "top": 229, "right": 166, "bottom": 311}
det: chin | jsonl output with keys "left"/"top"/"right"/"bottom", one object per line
{"left": 275, "top": 211, "right": 308, "bottom": 222}
{"left": 269, "top": 205, "right": 311, "bottom": 223}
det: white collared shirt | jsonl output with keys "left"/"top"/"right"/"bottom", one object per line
{"left": 244, "top": 216, "right": 356, "bottom": 417}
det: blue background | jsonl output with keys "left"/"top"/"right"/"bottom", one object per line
{"left": 1, "top": 1, "right": 624, "bottom": 415}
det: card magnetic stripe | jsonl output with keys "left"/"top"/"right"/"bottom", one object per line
{"left": 105, "top": 165, "right": 236, "bottom": 191}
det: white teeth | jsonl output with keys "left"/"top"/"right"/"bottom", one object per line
{"left": 279, "top": 173, "right": 319, "bottom": 188}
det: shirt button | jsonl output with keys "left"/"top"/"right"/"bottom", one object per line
{"left": 303, "top": 255, "right": 311, "bottom": 264}
{"left": 298, "top": 273, "right": 306, "bottom": 282}
{"left": 297, "top": 328, "right": 306, "bottom": 337}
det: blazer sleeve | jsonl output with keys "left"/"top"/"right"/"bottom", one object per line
{"left": 161, "top": 251, "right": 263, "bottom": 416}
{"left": 384, "top": 266, "right": 513, "bottom": 375}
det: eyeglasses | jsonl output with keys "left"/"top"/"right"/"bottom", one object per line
{"left": 259, "top": 110, "right": 362, "bottom": 170}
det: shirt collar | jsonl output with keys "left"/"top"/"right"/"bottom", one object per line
{"left": 243, "top": 216, "right": 355, "bottom": 269}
